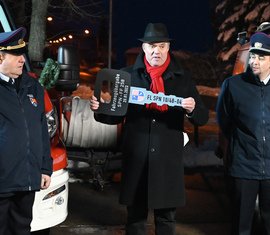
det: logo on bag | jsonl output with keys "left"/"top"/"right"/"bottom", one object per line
{"left": 27, "top": 94, "right": 38, "bottom": 107}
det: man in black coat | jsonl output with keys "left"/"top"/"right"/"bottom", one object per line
{"left": 217, "top": 32, "right": 270, "bottom": 235}
{"left": 0, "top": 27, "right": 52, "bottom": 235}
{"left": 91, "top": 23, "right": 208, "bottom": 235}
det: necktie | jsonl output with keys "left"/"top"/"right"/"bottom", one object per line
{"left": 8, "top": 78, "right": 18, "bottom": 92}
{"left": 8, "top": 78, "right": 15, "bottom": 85}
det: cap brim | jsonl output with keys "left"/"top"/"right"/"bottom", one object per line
{"left": 1, "top": 46, "right": 27, "bottom": 55}
{"left": 249, "top": 47, "right": 270, "bottom": 55}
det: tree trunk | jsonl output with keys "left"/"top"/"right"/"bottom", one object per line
{"left": 28, "top": 0, "right": 49, "bottom": 62}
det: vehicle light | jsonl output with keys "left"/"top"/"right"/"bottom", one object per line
{"left": 46, "top": 107, "right": 59, "bottom": 138}
{"left": 55, "top": 196, "right": 65, "bottom": 205}
{"left": 43, "top": 185, "right": 66, "bottom": 200}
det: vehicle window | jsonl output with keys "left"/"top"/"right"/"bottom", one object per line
{"left": 0, "top": 4, "right": 12, "bottom": 33}
{"left": 0, "top": 3, "right": 31, "bottom": 71}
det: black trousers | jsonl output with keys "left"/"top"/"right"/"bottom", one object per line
{"left": 126, "top": 204, "right": 176, "bottom": 235}
{"left": 0, "top": 191, "right": 35, "bottom": 235}
{"left": 229, "top": 177, "right": 270, "bottom": 235}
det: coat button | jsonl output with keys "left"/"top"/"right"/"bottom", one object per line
{"left": 152, "top": 119, "right": 156, "bottom": 124}
{"left": 150, "top": 148, "right": 155, "bottom": 152}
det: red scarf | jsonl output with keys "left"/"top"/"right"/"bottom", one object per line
{"left": 144, "top": 53, "right": 170, "bottom": 112}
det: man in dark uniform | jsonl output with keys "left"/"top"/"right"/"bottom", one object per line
{"left": 217, "top": 32, "right": 270, "bottom": 235}
{"left": 0, "top": 27, "right": 52, "bottom": 235}
{"left": 90, "top": 23, "right": 208, "bottom": 235}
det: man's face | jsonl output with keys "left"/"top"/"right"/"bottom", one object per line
{"left": 249, "top": 52, "right": 270, "bottom": 80}
{"left": 0, "top": 52, "right": 25, "bottom": 78}
{"left": 142, "top": 42, "right": 170, "bottom": 67}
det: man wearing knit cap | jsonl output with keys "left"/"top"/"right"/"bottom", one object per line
{"left": 217, "top": 32, "right": 270, "bottom": 235}
{"left": 0, "top": 27, "right": 52, "bottom": 235}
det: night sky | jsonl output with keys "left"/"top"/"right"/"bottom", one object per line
{"left": 111, "top": 0, "right": 214, "bottom": 68}
{"left": 46, "top": 0, "right": 214, "bottom": 68}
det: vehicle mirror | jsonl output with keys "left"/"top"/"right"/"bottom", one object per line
{"left": 237, "top": 31, "right": 247, "bottom": 45}
{"left": 55, "top": 45, "right": 80, "bottom": 91}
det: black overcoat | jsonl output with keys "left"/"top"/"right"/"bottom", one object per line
{"left": 95, "top": 52, "right": 209, "bottom": 208}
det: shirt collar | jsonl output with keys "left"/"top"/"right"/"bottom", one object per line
{"left": 0, "top": 73, "right": 14, "bottom": 84}
{"left": 262, "top": 74, "right": 270, "bottom": 85}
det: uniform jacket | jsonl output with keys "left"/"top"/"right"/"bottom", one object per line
{"left": 96, "top": 52, "right": 208, "bottom": 208}
{"left": 0, "top": 72, "right": 52, "bottom": 194}
{"left": 217, "top": 67, "right": 270, "bottom": 179}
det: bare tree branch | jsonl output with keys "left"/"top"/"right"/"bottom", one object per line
{"left": 48, "top": 0, "right": 104, "bottom": 19}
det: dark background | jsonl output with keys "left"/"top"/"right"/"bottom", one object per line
{"left": 110, "top": 0, "right": 215, "bottom": 68}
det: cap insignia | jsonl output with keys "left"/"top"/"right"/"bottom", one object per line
{"left": 254, "top": 42, "right": 263, "bottom": 48}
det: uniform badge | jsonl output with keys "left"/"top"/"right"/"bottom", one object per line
{"left": 27, "top": 94, "right": 38, "bottom": 107}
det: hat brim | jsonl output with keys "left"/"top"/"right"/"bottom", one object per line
{"left": 138, "top": 37, "right": 173, "bottom": 43}
{"left": 1, "top": 46, "right": 27, "bottom": 55}
{"left": 249, "top": 47, "right": 270, "bottom": 55}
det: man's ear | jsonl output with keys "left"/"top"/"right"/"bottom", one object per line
{"left": 142, "top": 43, "right": 146, "bottom": 53}
{"left": 0, "top": 53, "right": 4, "bottom": 63}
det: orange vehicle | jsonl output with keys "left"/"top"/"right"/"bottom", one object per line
{"left": 30, "top": 77, "right": 69, "bottom": 234}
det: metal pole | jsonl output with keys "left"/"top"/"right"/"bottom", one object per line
{"left": 108, "top": 0, "right": 112, "bottom": 68}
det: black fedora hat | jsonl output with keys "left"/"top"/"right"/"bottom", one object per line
{"left": 0, "top": 27, "right": 27, "bottom": 55}
{"left": 139, "top": 23, "right": 172, "bottom": 43}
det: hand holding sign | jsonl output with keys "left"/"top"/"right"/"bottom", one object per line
{"left": 94, "top": 68, "right": 131, "bottom": 116}
{"left": 94, "top": 68, "right": 184, "bottom": 116}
